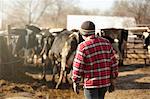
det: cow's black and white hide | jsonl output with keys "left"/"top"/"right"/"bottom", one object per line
{"left": 101, "top": 29, "right": 128, "bottom": 66}
{"left": 143, "top": 32, "right": 150, "bottom": 51}
{"left": 9, "top": 35, "right": 19, "bottom": 56}
{"left": 39, "top": 28, "right": 66, "bottom": 57}
{"left": 33, "top": 29, "right": 56, "bottom": 80}
{"left": 48, "top": 30, "right": 84, "bottom": 89}
{"left": 14, "top": 26, "right": 41, "bottom": 64}
{"left": 39, "top": 29, "right": 56, "bottom": 56}
{"left": 14, "top": 29, "right": 27, "bottom": 58}
{"left": 32, "top": 29, "right": 69, "bottom": 80}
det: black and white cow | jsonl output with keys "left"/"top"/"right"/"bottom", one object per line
{"left": 101, "top": 28, "right": 128, "bottom": 66}
{"left": 12, "top": 25, "right": 41, "bottom": 64}
{"left": 143, "top": 31, "right": 150, "bottom": 51}
{"left": 32, "top": 28, "right": 68, "bottom": 80}
{"left": 34, "top": 28, "right": 56, "bottom": 79}
{"left": 48, "top": 29, "right": 84, "bottom": 89}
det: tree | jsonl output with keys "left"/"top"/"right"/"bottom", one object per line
{"left": 5, "top": 0, "right": 53, "bottom": 27}
{"left": 112, "top": 0, "right": 150, "bottom": 24}
{"left": 3, "top": 0, "right": 80, "bottom": 28}
{"left": 2, "top": 0, "right": 104, "bottom": 28}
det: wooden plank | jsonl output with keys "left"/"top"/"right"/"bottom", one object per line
{"left": 127, "top": 53, "right": 148, "bottom": 59}
{"left": 124, "top": 58, "right": 145, "bottom": 64}
{"left": 127, "top": 39, "right": 143, "bottom": 43}
{"left": 138, "top": 54, "right": 147, "bottom": 58}
{"left": 126, "top": 50, "right": 134, "bottom": 54}
{"left": 127, "top": 50, "right": 147, "bottom": 54}
{"left": 127, "top": 44, "right": 144, "bottom": 49}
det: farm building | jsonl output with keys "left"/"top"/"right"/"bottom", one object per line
{"left": 67, "top": 15, "right": 136, "bottom": 31}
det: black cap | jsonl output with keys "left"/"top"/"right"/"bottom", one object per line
{"left": 80, "top": 21, "right": 95, "bottom": 36}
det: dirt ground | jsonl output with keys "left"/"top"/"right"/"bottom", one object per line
{"left": 0, "top": 62, "right": 150, "bottom": 99}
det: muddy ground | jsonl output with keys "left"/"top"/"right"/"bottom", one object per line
{"left": 0, "top": 62, "right": 150, "bottom": 99}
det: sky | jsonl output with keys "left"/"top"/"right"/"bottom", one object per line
{"left": 78, "top": 0, "right": 116, "bottom": 11}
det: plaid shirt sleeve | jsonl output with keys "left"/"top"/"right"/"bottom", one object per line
{"left": 72, "top": 44, "right": 85, "bottom": 84}
{"left": 110, "top": 46, "right": 118, "bottom": 79}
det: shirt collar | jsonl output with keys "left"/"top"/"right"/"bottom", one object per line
{"left": 83, "top": 34, "right": 96, "bottom": 40}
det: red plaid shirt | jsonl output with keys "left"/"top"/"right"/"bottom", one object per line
{"left": 72, "top": 35, "right": 118, "bottom": 88}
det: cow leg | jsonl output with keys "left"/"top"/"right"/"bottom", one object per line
{"left": 55, "top": 42, "right": 72, "bottom": 89}
{"left": 55, "top": 53, "right": 67, "bottom": 89}
{"left": 41, "top": 63, "right": 46, "bottom": 81}
{"left": 55, "top": 66, "right": 70, "bottom": 88}
{"left": 48, "top": 51, "right": 56, "bottom": 82}
{"left": 41, "top": 54, "right": 48, "bottom": 81}
{"left": 55, "top": 70, "right": 64, "bottom": 89}
{"left": 62, "top": 66, "right": 70, "bottom": 84}
{"left": 67, "top": 69, "right": 73, "bottom": 84}
{"left": 24, "top": 48, "right": 29, "bottom": 64}
{"left": 66, "top": 51, "right": 76, "bottom": 84}
{"left": 63, "top": 70, "right": 68, "bottom": 83}
{"left": 51, "top": 72, "right": 55, "bottom": 82}
{"left": 52, "top": 62, "right": 60, "bottom": 82}
{"left": 52, "top": 65, "right": 57, "bottom": 82}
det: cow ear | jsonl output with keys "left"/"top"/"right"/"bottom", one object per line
{"left": 69, "top": 32, "right": 79, "bottom": 43}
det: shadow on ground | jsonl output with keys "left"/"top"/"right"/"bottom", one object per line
{"left": 116, "top": 64, "right": 150, "bottom": 90}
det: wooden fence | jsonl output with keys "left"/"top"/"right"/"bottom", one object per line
{"left": 124, "top": 38, "right": 150, "bottom": 65}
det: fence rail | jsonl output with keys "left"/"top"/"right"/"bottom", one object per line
{"left": 125, "top": 39, "right": 150, "bottom": 65}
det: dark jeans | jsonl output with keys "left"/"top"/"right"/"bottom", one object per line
{"left": 84, "top": 87, "right": 107, "bottom": 99}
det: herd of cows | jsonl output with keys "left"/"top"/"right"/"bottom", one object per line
{"left": 0, "top": 23, "right": 150, "bottom": 90}
{"left": 4, "top": 25, "right": 133, "bottom": 89}
{"left": 8, "top": 25, "right": 85, "bottom": 89}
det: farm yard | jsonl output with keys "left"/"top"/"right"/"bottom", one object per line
{"left": 0, "top": 32, "right": 150, "bottom": 99}
{"left": 0, "top": 62, "right": 150, "bottom": 99}
{"left": 0, "top": 24, "right": 150, "bottom": 99}
{"left": 0, "top": 0, "right": 150, "bottom": 98}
